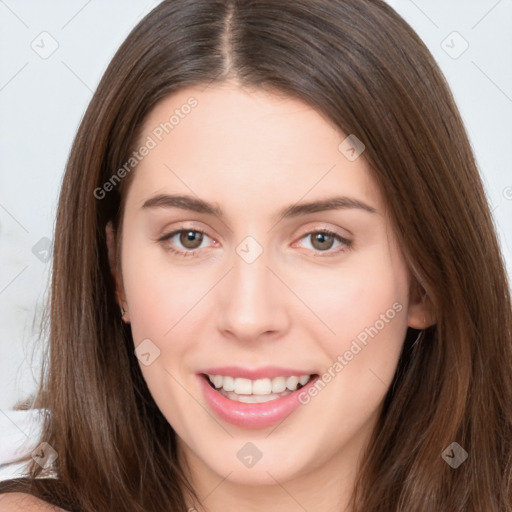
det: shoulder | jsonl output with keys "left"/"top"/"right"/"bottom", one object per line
{"left": 0, "top": 492, "right": 66, "bottom": 511}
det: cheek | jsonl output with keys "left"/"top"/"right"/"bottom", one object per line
{"left": 120, "top": 243, "right": 203, "bottom": 427}
{"left": 120, "top": 236, "right": 205, "bottom": 343}
{"left": 296, "top": 244, "right": 410, "bottom": 400}
{"left": 294, "top": 247, "right": 409, "bottom": 346}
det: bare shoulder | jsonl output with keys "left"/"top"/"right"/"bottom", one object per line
{"left": 0, "top": 492, "right": 66, "bottom": 511}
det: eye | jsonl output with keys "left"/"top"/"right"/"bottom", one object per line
{"left": 158, "top": 228, "right": 216, "bottom": 256}
{"left": 296, "top": 229, "right": 352, "bottom": 255}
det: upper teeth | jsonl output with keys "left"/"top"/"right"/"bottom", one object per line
{"left": 207, "top": 374, "right": 311, "bottom": 395}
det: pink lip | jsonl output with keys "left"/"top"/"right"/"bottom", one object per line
{"left": 197, "top": 373, "right": 319, "bottom": 429}
{"left": 198, "top": 366, "right": 316, "bottom": 380}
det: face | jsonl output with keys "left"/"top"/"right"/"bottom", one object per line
{"left": 107, "top": 82, "right": 428, "bottom": 495}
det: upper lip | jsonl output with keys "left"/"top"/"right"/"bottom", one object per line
{"left": 198, "top": 366, "right": 318, "bottom": 380}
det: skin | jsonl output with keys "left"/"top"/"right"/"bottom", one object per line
{"left": 107, "top": 81, "right": 433, "bottom": 512}
{"left": 0, "top": 493, "right": 63, "bottom": 511}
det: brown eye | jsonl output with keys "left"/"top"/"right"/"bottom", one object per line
{"left": 178, "top": 230, "right": 204, "bottom": 249}
{"left": 158, "top": 228, "right": 212, "bottom": 256}
{"left": 296, "top": 229, "right": 352, "bottom": 256}
{"left": 310, "top": 232, "right": 336, "bottom": 251}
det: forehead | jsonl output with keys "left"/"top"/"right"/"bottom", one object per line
{"left": 127, "top": 82, "right": 384, "bottom": 216}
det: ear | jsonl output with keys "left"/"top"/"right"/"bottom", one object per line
{"left": 106, "top": 221, "right": 130, "bottom": 323}
{"left": 407, "top": 280, "right": 435, "bottom": 329}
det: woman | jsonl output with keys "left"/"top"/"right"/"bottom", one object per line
{"left": 1, "top": 0, "right": 511, "bottom": 510}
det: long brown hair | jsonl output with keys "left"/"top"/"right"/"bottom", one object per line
{"left": 2, "top": 0, "right": 511, "bottom": 510}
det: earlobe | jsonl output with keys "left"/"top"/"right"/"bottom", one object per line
{"left": 407, "top": 281, "right": 435, "bottom": 330}
{"left": 105, "top": 221, "right": 130, "bottom": 323}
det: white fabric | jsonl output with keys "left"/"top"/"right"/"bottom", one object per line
{"left": 0, "top": 409, "right": 47, "bottom": 481}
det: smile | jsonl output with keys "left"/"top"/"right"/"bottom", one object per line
{"left": 197, "top": 369, "right": 320, "bottom": 428}
{"left": 206, "top": 374, "right": 312, "bottom": 403}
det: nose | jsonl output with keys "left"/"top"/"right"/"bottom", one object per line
{"left": 216, "top": 243, "right": 291, "bottom": 343}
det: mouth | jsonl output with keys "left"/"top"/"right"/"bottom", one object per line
{"left": 201, "top": 373, "right": 318, "bottom": 404}
{"left": 196, "top": 369, "right": 319, "bottom": 429}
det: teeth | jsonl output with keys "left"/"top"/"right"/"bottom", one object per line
{"left": 286, "top": 376, "right": 299, "bottom": 390}
{"left": 207, "top": 373, "right": 312, "bottom": 395}
{"left": 234, "top": 378, "right": 252, "bottom": 395}
{"left": 253, "top": 378, "right": 272, "bottom": 394}
{"left": 271, "top": 377, "right": 287, "bottom": 393}
{"left": 224, "top": 390, "right": 291, "bottom": 403}
{"left": 299, "top": 375, "right": 310, "bottom": 385}
{"left": 223, "top": 376, "right": 235, "bottom": 392}
{"left": 212, "top": 375, "right": 223, "bottom": 389}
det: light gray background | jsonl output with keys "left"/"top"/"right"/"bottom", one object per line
{"left": 0, "top": 0, "right": 511, "bottom": 410}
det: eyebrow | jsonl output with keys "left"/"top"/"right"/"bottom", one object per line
{"left": 141, "top": 194, "right": 377, "bottom": 220}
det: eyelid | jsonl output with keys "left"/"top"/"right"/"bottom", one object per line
{"left": 157, "top": 226, "right": 215, "bottom": 253}
{"left": 294, "top": 222, "right": 352, "bottom": 240}
{"left": 292, "top": 227, "right": 352, "bottom": 256}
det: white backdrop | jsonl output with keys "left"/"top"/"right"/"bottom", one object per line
{"left": 0, "top": 0, "right": 511, "bottom": 410}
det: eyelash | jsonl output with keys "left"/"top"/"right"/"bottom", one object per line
{"left": 158, "top": 226, "right": 353, "bottom": 258}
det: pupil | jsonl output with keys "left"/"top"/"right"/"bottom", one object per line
{"left": 314, "top": 233, "right": 333, "bottom": 250}
{"left": 181, "top": 230, "right": 202, "bottom": 249}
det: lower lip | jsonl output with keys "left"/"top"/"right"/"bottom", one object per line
{"left": 197, "top": 374, "right": 318, "bottom": 429}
